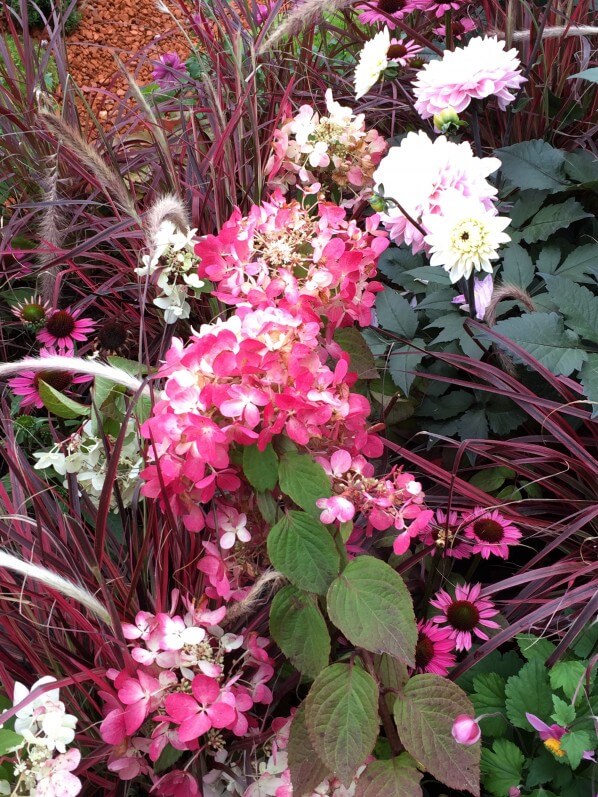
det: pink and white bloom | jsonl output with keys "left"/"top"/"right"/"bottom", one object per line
{"left": 35, "top": 748, "right": 82, "bottom": 796}
{"left": 430, "top": 582, "right": 500, "bottom": 651}
{"left": 464, "top": 507, "right": 522, "bottom": 559}
{"left": 452, "top": 714, "right": 481, "bottom": 745}
{"left": 413, "top": 37, "right": 526, "bottom": 119}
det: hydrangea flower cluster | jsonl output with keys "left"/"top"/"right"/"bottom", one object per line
{"left": 413, "top": 37, "right": 526, "bottom": 120}
{"left": 100, "top": 601, "right": 274, "bottom": 792}
{"left": 33, "top": 419, "right": 143, "bottom": 509}
{"left": 0, "top": 677, "right": 82, "bottom": 796}
{"left": 266, "top": 91, "right": 387, "bottom": 204}
{"left": 194, "top": 190, "right": 388, "bottom": 332}
{"left": 136, "top": 220, "right": 208, "bottom": 324}
{"left": 315, "top": 448, "right": 433, "bottom": 554}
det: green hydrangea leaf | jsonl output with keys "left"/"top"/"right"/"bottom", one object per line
{"left": 278, "top": 452, "right": 331, "bottom": 517}
{"left": 288, "top": 703, "right": 330, "bottom": 795}
{"left": 269, "top": 585, "right": 330, "bottom": 679}
{"left": 354, "top": 754, "right": 423, "bottom": 797}
{"left": 242, "top": 443, "right": 278, "bottom": 492}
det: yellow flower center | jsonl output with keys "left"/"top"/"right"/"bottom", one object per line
{"left": 449, "top": 218, "right": 487, "bottom": 256}
{"left": 544, "top": 737, "right": 565, "bottom": 757}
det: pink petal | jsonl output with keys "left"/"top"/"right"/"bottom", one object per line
{"left": 207, "top": 700, "right": 237, "bottom": 729}
{"left": 165, "top": 693, "right": 198, "bottom": 723}
{"left": 178, "top": 711, "right": 212, "bottom": 742}
{"left": 191, "top": 674, "right": 220, "bottom": 706}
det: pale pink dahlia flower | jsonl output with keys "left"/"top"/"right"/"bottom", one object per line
{"left": 413, "top": 37, "right": 526, "bottom": 119}
{"left": 430, "top": 582, "right": 500, "bottom": 651}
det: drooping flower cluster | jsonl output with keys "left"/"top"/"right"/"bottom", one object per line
{"left": 194, "top": 191, "right": 388, "bottom": 332}
{"left": 266, "top": 91, "right": 387, "bottom": 204}
{"left": 33, "top": 419, "right": 143, "bottom": 509}
{"left": 373, "top": 131, "right": 502, "bottom": 255}
{"left": 314, "top": 448, "right": 433, "bottom": 554}
{"left": 0, "top": 677, "right": 82, "bottom": 796}
{"left": 100, "top": 600, "right": 274, "bottom": 792}
{"left": 413, "top": 37, "right": 526, "bottom": 120}
{"left": 136, "top": 220, "right": 208, "bottom": 324}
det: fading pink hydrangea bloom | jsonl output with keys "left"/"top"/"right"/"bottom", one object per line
{"left": 36, "top": 748, "right": 82, "bottom": 796}
{"left": 413, "top": 37, "right": 526, "bottom": 120}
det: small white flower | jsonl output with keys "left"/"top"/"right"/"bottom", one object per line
{"left": 13, "top": 677, "right": 60, "bottom": 736}
{"left": 424, "top": 198, "right": 511, "bottom": 283}
{"left": 33, "top": 449, "right": 67, "bottom": 475}
{"left": 354, "top": 27, "right": 390, "bottom": 100}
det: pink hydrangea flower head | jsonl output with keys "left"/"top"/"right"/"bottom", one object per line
{"left": 36, "top": 748, "right": 82, "bottom": 796}
{"left": 373, "top": 132, "right": 501, "bottom": 252}
{"left": 452, "top": 714, "right": 481, "bottom": 745}
{"left": 357, "top": 0, "right": 424, "bottom": 28}
{"left": 464, "top": 507, "right": 522, "bottom": 559}
{"left": 413, "top": 37, "right": 526, "bottom": 120}
{"left": 152, "top": 770, "right": 201, "bottom": 796}
{"left": 37, "top": 307, "right": 95, "bottom": 351}
{"left": 415, "top": 620, "right": 456, "bottom": 675}
{"left": 430, "top": 582, "right": 500, "bottom": 651}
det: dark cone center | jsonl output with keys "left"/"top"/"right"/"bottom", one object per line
{"left": 387, "top": 43, "right": 408, "bottom": 59}
{"left": 473, "top": 518, "right": 504, "bottom": 543}
{"left": 97, "top": 319, "right": 129, "bottom": 350}
{"left": 34, "top": 370, "right": 72, "bottom": 392}
{"left": 446, "top": 600, "right": 480, "bottom": 631}
{"left": 46, "top": 310, "right": 76, "bottom": 338}
{"left": 378, "top": 0, "right": 403, "bottom": 12}
{"left": 415, "top": 634, "right": 435, "bottom": 668}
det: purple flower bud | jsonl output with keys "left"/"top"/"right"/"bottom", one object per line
{"left": 451, "top": 714, "right": 481, "bottom": 745}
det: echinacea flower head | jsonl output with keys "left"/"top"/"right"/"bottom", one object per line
{"left": 11, "top": 295, "right": 50, "bottom": 330}
{"left": 355, "top": 27, "right": 390, "bottom": 99}
{"left": 415, "top": 621, "right": 456, "bottom": 675}
{"left": 419, "top": 0, "right": 465, "bottom": 17}
{"left": 8, "top": 351, "right": 92, "bottom": 411}
{"left": 387, "top": 37, "right": 423, "bottom": 67}
{"left": 420, "top": 509, "right": 471, "bottom": 558}
{"left": 413, "top": 36, "right": 526, "bottom": 119}
{"left": 464, "top": 507, "right": 522, "bottom": 559}
{"left": 93, "top": 318, "right": 135, "bottom": 357}
{"left": 37, "top": 307, "right": 95, "bottom": 351}
{"left": 430, "top": 582, "right": 500, "bottom": 651}
{"left": 357, "top": 0, "right": 422, "bottom": 28}
{"left": 373, "top": 132, "right": 501, "bottom": 252}
{"left": 424, "top": 197, "right": 511, "bottom": 283}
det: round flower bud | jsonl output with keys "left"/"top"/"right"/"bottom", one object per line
{"left": 369, "top": 193, "right": 388, "bottom": 212}
{"left": 451, "top": 714, "right": 481, "bottom": 745}
{"left": 433, "top": 106, "right": 463, "bottom": 134}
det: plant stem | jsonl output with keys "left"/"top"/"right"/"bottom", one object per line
{"left": 360, "top": 650, "right": 403, "bottom": 756}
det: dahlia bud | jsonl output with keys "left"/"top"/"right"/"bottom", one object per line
{"left": 433, "top": 106, "right": 464, "bottom": 134}
{"left": 451, "top": 714, "right": 481, "bottom": 745}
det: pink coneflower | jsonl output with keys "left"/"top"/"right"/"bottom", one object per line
{"left": 421, "top": 509, "right": 471, "bottom": 558}
{"left": 387, "top": 37, "right": 423, "bottom": 67}
{"left": 430, "top": 583, "right": 500, "bottom": 651}
{"left": 464, "top": 508, "right": 522, "bottom": 559}
{"left": 11, "top": 295, "right": 50, "bottom": 330}
{"left": 419, "top": 0, "right": 464, "bottom": 17}
{"left": 8, "top": 350, "right": 92, "bottom": 410}
{"left": 37, "top": 308, "right": 95, "bottom": 352}
{"left": 434, "top": 17, "right": 477, "bottom": 40}
{"left": 357, "top": 0, "right": 422, "bottom": 28}
{"left": 415, "top": 620, "right": 456, "bottom": 675}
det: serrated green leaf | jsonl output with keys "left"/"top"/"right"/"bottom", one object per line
{"left": 267, "top": 511, "right": 339, "bottom": 595}
{"left": 456, "top": 408, "right": 489, "bottom": 440}
{"left": 472, "top": 673, "right": 508, "bottom": 737}
{"left": 526, "top": 747, "right": 564, "bottom": 788}
{"left": 553, "top": 243, "right": 598, "bottom": 282}
{"left": 305, "top": 663, "right": 379, "bottom": 786}
{"left": 354, "top": 754, "right": 423, "bottom": 797}
{"left": 327, "top": 556, "right": 417, "bottom": 666}
{"left": 242, "top": 444, "right": 278, "bottom": 492}
{"left": 376, "top": 289, "right": 418, "bottom": 338}
{"left": 334, "top": 327, "right": 380, "bottom": 380}
{"left": 278, "top": 452, "right": 331, "bottom": 517}
{"left": 551, "top": 695, "right": 576, "bottom": 726}
{"left": 377, "top": 247, "right": 424, "bottom": 288}
{"left": 496, "top": 140, "right": 569, "bottom": 192}
{"left": 517, "top": 634, "right": 556, "bottom": 662}
{"left": 509, "top": 190, "right": 550, "bottom": 228}
{"left": 501, "top": 243, "right": 535, "bottom": 288}
{"left": 564, "top": 151, "right": 598, "bottom": 185}
{"left": 560, "top": 730, "right": 592, "bottom": 769}
{"left": 550, "top": 660, "right": 587, "bottom": 702}
{"left": 288, "top": 703, "right": 330, "bottom": 795}
{"left": 388, "top": 339, "right": 425, "bottom": 395}
{"left": 481, "top": 739, "right": 525, "bottom": 797}
{"left": 505, "top": 658, "right": 553, "bottom": 730}
{"left": 419, "top": 389, "right": 473, "bottom": 420}
{"left": 405, "top": 266, "right": 451, "bottom": 285}
{"left": 37, "top": 380, "right": 90, "bottom": 420}
{"left": 489, "top": 312, "right": 588, "bottom": 377}
{"left": 543, "top": 274, "right": 598, "bottom": 343}
{"left": 521, "top": 199, "right": 591, "bottom": 244}
{"left": 427, "top": 313, "right": 482, "bottom": 358}
{"left": 394, "top": 674, "right": 480, "bottom": 796}
{"left": 486, "top": 396, "right": 527, "bottom": 435}
{"left": 535, "top": 246, "right": 562, "bottom": 275}
{"left": 457, "top": 650, "right": 523, "bottom": 694}
{"left": 374, "top": 653, "right": 409, "bottom": 713}
{"left": 270, "top": 586, "right": 330, "bottom": 679}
